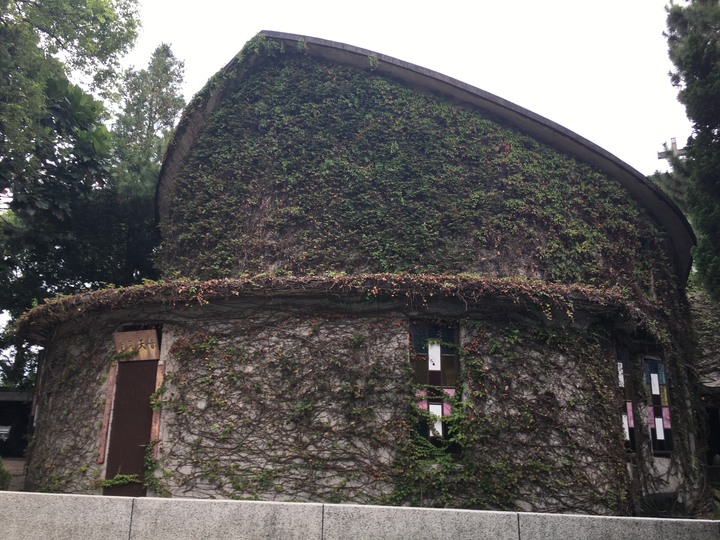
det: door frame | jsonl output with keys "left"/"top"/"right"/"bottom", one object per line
{"left": 97, "top": 328, "right": 165, "bottom": 492}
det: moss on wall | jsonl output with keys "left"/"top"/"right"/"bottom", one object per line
{"left": 159, "top": 44, "right": 673, "bottom": 305}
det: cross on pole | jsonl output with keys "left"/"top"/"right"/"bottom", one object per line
{"left": 658, "top": 137, "right": 686, "bottom": 160}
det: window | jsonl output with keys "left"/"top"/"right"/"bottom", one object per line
{"left": 618, "top": 352, "right": 672, "bottom": 454}
{"left": 617, "top": 348, "right": 636, "bottom": 452}
{"left": 645, "top": 359, "right": 672, "bottom": 453}
{"left": 411, "top": 321, "right": 459, "bottom": 439}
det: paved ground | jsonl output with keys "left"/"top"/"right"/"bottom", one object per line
{"left": 2, "top": 458, "right": 25, "bottom": 490}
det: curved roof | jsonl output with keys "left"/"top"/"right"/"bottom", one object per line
{"left": 156, "top": 31, "right": 695, "bottom": 280}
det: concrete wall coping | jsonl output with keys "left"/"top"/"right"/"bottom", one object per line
{"left": 1, "top": 491, "right": 718, "bottom": 540}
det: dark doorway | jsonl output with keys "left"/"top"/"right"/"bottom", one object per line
{"left": 708, "top": 408, "right": 720, "bottom": 464}
{"left": 0, "top": 389, "right": 31, "bottom": 457}
{"left": 103, "top": 359, "right": 158, "bottom": 496}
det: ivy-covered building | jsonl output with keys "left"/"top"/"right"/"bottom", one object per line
{"left": 21, "top": 32, "right": 703, "bottom": 515}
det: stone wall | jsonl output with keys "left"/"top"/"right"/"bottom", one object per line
{"left": 155, "top": 311, "right": 410, "bottom": 502}
{"left": 25, "top": 319, "right": 114, "bottom": 493}
{"left": 23, "top": 291, "right": 702, "bottom": 515}
{"left": 2, "top": 492, "right": 719, "bottom": 540}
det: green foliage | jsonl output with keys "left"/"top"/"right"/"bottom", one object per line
{"left": 2, "top": 74, "right": 110, "bottom": 224}
{"left": 0, "top": 0, "right": 139, "bottom": 91}
{"left": 104, "top": 43, "right": 186, "bottom": 285}
{"left": 0, "top": 0, "right": 138, "bottom": 212}
{"left": 22, "top": 329, "right": 112, "bottom": 492}
{"left": 113, "top": 43, "right": 186, "bottom": 197}
{"left": 143, "top": 441, "right": 170, "bottom": 496}
{"left": 145, "top": 316, "right": 640, "bottom": 513}
{"left": 649, "top": 152, "right": 690, "bottom": 217}
{"left": 99, "top": 473, "right": 140, "bottom": 488}
{"left": 388, "top": 323, "right": 629, "bottom": 512}
{"left": 688, "top": 285, "right": 720, "bottom": 397}
{"left": 0, "top": 41, "right": 185, "bottom": 385}
{"left": 37, "top": 465, "right": 91, "bottom": 493}
{"left": 158, "top": 320, "right": 411, "bottom": 502}
{"left": 0, "top": 73, "right": 113, "bottom": 384}
{"left": 666, "top": 0, "right": 720, "bottom": 300}
{"left": 0, "top": 0, "right": 138, "bottom": 386}
{"left": 160, "top": 44, "right": 672, "bottom": 305}
{"left": 350, "top": 334, "right": 366, "bottom": 348}
{"left": 0, "top": 460, "right": 11, "bottom": 490}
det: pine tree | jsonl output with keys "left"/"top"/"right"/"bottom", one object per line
{"left": 666, "top": 0, "right": 720, "bottom": 299}
{"left": 108, "top": 43, "right": 186, "bottom": 284}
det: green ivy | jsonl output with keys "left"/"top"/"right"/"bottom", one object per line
{"left": 153, "top": 318, "right": 637, "bottom": 513}
{"left": 99, "top": 473, "right": 140, "bottom": 488}
{"left": 144, "top": 441, "right": 170, "bottom": 497}
{"left": 0, "top": 461, "right": 11, "bottom": 491}
{"left": 388, "top": 322, "right": 629, "bottom": 513}
{"left": 159, "top": 44, "right": 673, "bottom": 307}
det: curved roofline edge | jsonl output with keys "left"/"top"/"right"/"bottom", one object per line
{"left": 156, "top": 30, "right": 695, "bottom": 282}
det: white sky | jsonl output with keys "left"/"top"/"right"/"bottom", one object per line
{"left": 125, "top": 0, "right": 692, "bottom": 176}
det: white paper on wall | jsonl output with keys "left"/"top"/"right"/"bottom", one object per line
{"left": 429, "top": 403, "right": 443, "bottom": 436}
{"left": 428, "top": 343, "right": 441, "bottom": 371}
{"left": 655, "top": 416, "right": 665, "bottom": 441}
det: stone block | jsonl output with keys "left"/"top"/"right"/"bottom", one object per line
{"left": 322, "top": 503, "right": 518, "bottom": 540}
{"left": 518, "top": 512, "right": 720, "bottom": 540}
{"left": 0, "top": 491, "right": 133, "bottom": 540}
{"left": 129, "top": 497, "right": 323, "bottom": 540}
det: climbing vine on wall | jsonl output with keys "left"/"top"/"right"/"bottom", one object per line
{"left": 155, "top": 315, "right": 411, "bottom": 502}
{"left": 389, "top": 322, "right": 630, "bottom": 514}
{"left": 159, "top": 40, "right": 673, "bottom": 307}
{"left": 24, "top": 326, "right": 114, "bottom": 493}
{"left": 146, "top": 312, "right": 637, "bottom": 514}
{"left": 19, "top": 26, "right": 699, "bottom": 507}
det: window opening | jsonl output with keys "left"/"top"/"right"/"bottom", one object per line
{"left": 617, "top": 348, "right": 636, "bottom": 452}
{"left": 411, "top": 322, "right": 458, "bottom": 440}
{"left": 645, "top": 359, "right": 672, "bottom": 453}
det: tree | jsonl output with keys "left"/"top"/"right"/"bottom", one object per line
{"left": 109, "top": 43, "right": 185, "bottom": 284}
{"left": 0, "top": 73, "right": 115, "bottom": 385}
{"left": 0, "top": 5, "right": 187, "bottom": 386}
{"left": 650, "top": 147, "right": 691, "bottom": 216}
{"left": 666, "top": 0, "right": 720, "bottom": 299}
{"left": 0, "top": 43, "right": 186, "bottom": 385}
{"left": 113, "top": 43, "right": 185, "bottom": 195}
{"left": 0, "top": 0, "right": 139, "bottom": 89}
{"left": 0, "top": 0, "right": 139, "bottom": 232}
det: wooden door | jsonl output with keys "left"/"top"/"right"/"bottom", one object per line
{"left": 103, "top": 359, "right": 157, "bottom": 496}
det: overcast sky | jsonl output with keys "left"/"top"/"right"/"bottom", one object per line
{"left": 125, "top": 0, "right": 692, "bottom": 176}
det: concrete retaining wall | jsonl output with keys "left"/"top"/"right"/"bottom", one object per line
{"left": 0, "top": 491, "right": 717, "bottom": 540}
